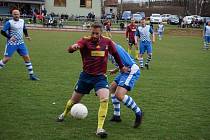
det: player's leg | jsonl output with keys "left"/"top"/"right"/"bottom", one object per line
{"left": 108, "top": 30, "right": 112, "bottom": 38}
{"left": 145, "top": 43, "right": 152, "bottom": 69}
{"left": 57, "top": 72, "right": 93, "bottom": 121}
{"left": 95, "top": 76, "right": 109, "bottom": 138}
{"left": 109, "top": 80, "right": 122, "bottom": 122}
{"left": 134, "top": 42, "right": 139, "bottom": 60}
{"left": 18, "top": 44, "right": 39, "bottom": 80}
{"left": 115, "top": 66, "right": 143, "bottom": 128}
{"left": 57, "top": 91, "right": 84, "bottom": 122}
{"left": 57, "top": 72, "right": 93, "bottom": 122}
{"left": 96, "top": 88, "right": 109, "bottom": 138}
{"left": 0, "top": 44, "right": 17, "bottom": 69}
{"left": 0, "top": 56, "right": 10, "bottom": 69}
{"left": 127, "top": 39, "right": 132, "bottom": 55}
{"left": 159, "top": 32, "right": 162, "bottom": 40}
{"left": 206, "top": 36, "right": 210, "bottom": 50}
{"left": 203, "top": 36, "right": 207, "bottom": 49}
{"left": 139, "top": 42, "right": 145, "bottom": 69}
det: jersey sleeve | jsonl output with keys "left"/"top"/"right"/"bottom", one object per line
{"left": 76, "top": 38, "right": 86, "bottom": 49}
{"left": 2, "top": 21, "right": 10, "bottom": 32}
{"left": 108, "top": 41, "right": 124, "bottom": 69}
{"left": 149, "top": 26, "right": 154, "bottom": 34}
{"left": 126, "top": 26, "right": 129, "bottom": 38}
{"left": 135, "top": 27, "right": 140, "bottom": 37}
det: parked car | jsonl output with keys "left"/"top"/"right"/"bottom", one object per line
{"left": 191, "top": 15, "right": 202, "bottom": 22}
{"left": 183, "top": 16, "right": 193, "bottom": 25}
{"left": 161, "top": 14, "right": 171, "bottom": 22}
{"left": 105, "top": 13, "right": 113, "bottom": 19}
{"left": 136, "top": 12, "right": 145, "bottom": 18}
{"left": 167, "top": 15, "right": 179, "bottom": 25}
{"left": 132, "top": 14, "right": 142, "bottom": 22}
{"left": 150, "top": 14, "right": 162, "bottom": 24}
{"left": 122, "top": 11, "right": 132, "bottom": 20}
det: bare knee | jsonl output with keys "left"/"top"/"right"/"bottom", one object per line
{"left": 109, "top": 82, "right": 117, "bottom": 94}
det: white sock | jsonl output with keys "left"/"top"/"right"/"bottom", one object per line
{"left": 0, "top": 60, "right": 5, "bottom": 69}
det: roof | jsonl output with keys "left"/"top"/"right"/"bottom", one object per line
{"left": 104, "top": 0, "right": 118, "bottom": 7}
{"left": 0, "top": 0, "right": 45, "bottom": 4}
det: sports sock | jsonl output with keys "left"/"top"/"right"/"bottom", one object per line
{"left": 128, "top": 47, "right": 131, "bottom": 54}
{"left": 122, "top": 95, "right": 141, "bottom": 116}
{"left": 98, "top": 99, "right": 108, "bottom": 129}
{"left": 145, "top": 55, "right": 152, "bottom": 65}
{"left": 63, "top": 99, "right": 75, "bottom": 117}
{"left": 139, "top": 58, "right": 144, "bottom": 67}
{"left": 135, "top": 50, "right": 139, "bottom": 59}
{"left": 111, "top": 94, "right": 120, "bottom": 116}
{"left": 25, "top": 61, "right": 34, "bottom": 75}
{"left": 0, "top": 60, "right": 5, "bottom": 69}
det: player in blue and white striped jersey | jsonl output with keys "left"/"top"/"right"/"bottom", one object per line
{"left": 157, "top": 22, "right": 164, "bottom": 40}
{"left": 108, "top": 43, "right": 143, "bottom": 128}
{"left": 203, "top": 21, "right": 210, "bottom": 50}
{"left": 0, "top": 9, "right": 39, "bottom": 80}
{"left": 135, "top": 18, "right": 155, "bottom": 69}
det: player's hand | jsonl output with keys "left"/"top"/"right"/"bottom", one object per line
{"left": 10, "top": 36, "right": 16, "bottom": 42}
{"left": 71, "top": 44, "right": 80, "bottom": 50}
{"left": 120, "top": 66, "right": 130, "bottom": 73}
{"left": 108, "top": 68, "right": 118, "bottom": 75}
{"left": 25, "top": 36, "right": 31, "bottom": 41}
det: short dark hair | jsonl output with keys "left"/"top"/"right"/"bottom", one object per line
{"left": 91, "top": 22, "right": 102, "bottom": 30}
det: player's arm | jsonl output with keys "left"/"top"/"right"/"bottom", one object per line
{"left": 23, "top": 23, "right": 31, "bottom": 41}
{"left": 67, "top": 38, "right": 84, "bottom": 53}
{"left": 108, "top": 67, "right": 119, "bottom": 75}
{"left": 203, "top": 26, "right": 206, "bottom": 38}
{"left": 134, "top": 28, "right": 140, "bottom": 44}
{"left": 108, "top": 41, "right": 128, "bottom": 73}
{"left": 126, "top": 26, "right": 129, "bottom": 41}
{"left": 150, "top": 27, "right": 155, "bottom": 43}
{"left": 1, "top": 21, "right": 11, "bottom": 39}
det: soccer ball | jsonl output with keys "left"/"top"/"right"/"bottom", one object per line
{"left": 70, "top": 103, "right": 88, "bottom": 119}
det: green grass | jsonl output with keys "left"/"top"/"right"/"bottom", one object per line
{"left": 0, "top": 30, "right": 210, "bottom": 140}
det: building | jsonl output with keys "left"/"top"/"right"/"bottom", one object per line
{"left": 104, "top": 0, "right": 118, "bottom": 16}
{"left": 0, "top": 0, "right": 44, "bottom": 15}
{"left": 44, "top": 0, "right": 102, "bottom": 18}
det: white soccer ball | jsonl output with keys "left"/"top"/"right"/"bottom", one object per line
{"left": 70, "top": 103, "right": 88, "bottom": 119}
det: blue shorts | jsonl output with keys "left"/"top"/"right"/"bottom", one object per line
{"left": 205, "top": 36, "right": 210, "bottom": 43}
{"left": 4, "top": 43, "right": 28, "bottom": 57}
{"left": 114, "top": 64, "right": 140, "bottom": 91}
{"left": 158, "top": 31, "right": 163, "bottom": 35}
{"left": 140, "top": 41, "right": 152, "bottom": 54}
{"left": 74, "top": 72, "right": 109, "bottom": 94}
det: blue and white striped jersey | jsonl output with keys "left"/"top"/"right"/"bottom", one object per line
{"left": 158, "top": 24, "right": 164, "bottom": 32}
{"left": 2, "top": 19, "right": 26, "bottom": 45}
{"left": 204, "top": 25, "right": 210, "bottom": 36}
{"left": 135, "top": 25, "right": 153, "bottom": 42}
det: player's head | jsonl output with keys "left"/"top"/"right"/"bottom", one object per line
{"left": 207, "top": 21, "right": 210, "bottom": 26}
{"left": 140, "top": 17, "right": 146, "bottom": 26}
{"left": 91, "top": 22, "right": 102, "bottom": 42}
{"left": 131, "top": 18, "right": 135, "bottom": 24}
{"left": 12, "top": 9, "right": 20, "bottom": 21}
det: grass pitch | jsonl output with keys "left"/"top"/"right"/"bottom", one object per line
{"left": 0, "top": 30, "right": 210, "bottom": 140}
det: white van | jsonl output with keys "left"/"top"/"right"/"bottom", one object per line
{"left": 150, "top": 14, "right": 162, "bottom": 23}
